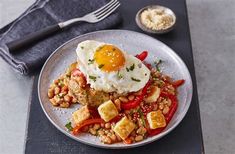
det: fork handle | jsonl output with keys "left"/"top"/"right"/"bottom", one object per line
{"left": 6, "top": 24, "right": 62, "bottom": 53}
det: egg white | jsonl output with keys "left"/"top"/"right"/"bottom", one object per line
{"left": 76, "top": 40, "right": 150, "bottom": 94}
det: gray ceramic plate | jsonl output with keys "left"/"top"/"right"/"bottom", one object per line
{"left": 38, "top": 30, "right": 193, "bottom": 149}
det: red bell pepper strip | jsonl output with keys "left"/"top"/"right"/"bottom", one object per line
{"left": 109, "top": 115, "right": 122, "bottom": 123}
{"left": 147, "top": 93, "right": 178, "bottom": 136}
{"left": 147, "top": 127, "right": 166, "bottom": 137}
{"left": 121, "top": 80, "right": 151, "bottom": 110}
{"left": 143, "top": 62, "right": 152, "bottom": 70}
{"left": 172, "top": 79, "right": 185, "bottom": 87}
{"left": 165, "top": 99, "right": 178, "bottom": 123}
{"left": 123, "top": 137, "right": 132, "bottom": 144}
{"left": 136, "top": 51, "right": 148, "bottom": 61}
{"left": 72, "top": 118, "right": 104, "bottom": 135}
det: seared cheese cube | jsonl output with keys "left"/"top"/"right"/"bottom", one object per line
{"left": 147, "top": 110, "right": 166, "bottom": 129}
{"left": 144, "top": 86, "right": 160, "bottom": 103}
{"left": 72, "top": 105, "right": 90, "bottom": 125}
{"left": 113, "top": 117, "right": 136, "bottom": 140}
{"left": 98, "top": 100, "right": 118, "bottom": 122}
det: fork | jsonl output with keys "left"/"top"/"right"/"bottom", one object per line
{"left": 6, "top": 0, "right": 120, "bottom": 53}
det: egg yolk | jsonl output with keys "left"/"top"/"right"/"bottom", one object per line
{"left": 94, "top": 45, "right": 125, "bottom": 72}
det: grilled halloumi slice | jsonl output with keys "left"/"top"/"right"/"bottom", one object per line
{"left": 113, "top": 117, "right": 136, "bottom": 140}
{"left": 72, "top": 105, "right": 90, "bottom": 125}
{"left": 144, "top": 86, "right": 160, "bottom": 103}
{"left": 98, "top": 100, "right": 118, "bottom": 122}
{"left": 147, "top": 110, "right": 166, "bottom": 129}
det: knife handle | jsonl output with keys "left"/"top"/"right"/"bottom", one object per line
{"left": 6, "top": 24, "right": 61, "bottom": 53}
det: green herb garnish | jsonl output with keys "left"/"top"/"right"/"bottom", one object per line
{"left": 138, "top": 109, "right": 146, "bottom": 127}
{"left": 88, "top": 59, "right": 95, "bottom": 65}
{"left": 126, "top": 64, "right": 135, "bottom": 72}
{"left": 154, "top": 59, "right": 162, "bottom": 72}
{"left": 98, "top": 64, "right": 104, "bottom": 69}
{"left": 117, "top": 71, "right": 123, "bottom": 79}
{"left": 89, "top": 75, "right": 97, "bottom": 82}
{"left": 129, "top": 64, "right": 135, "bottom": 71}
{"left": 131, "top": 77, "right": 141, "bottom": 82}
{"left": 81, "top": 46, "right": 84, "bottom": 49}
{"left": 65, "top": 122, "right": 73, "bottom": 131}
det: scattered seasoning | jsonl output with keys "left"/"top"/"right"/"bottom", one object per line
{"left": 129, "top": 64, "right": 135, "bottom": 71}
{"left": 126, "top": 67, "right": 130, "bottom": 72}
{"left": 117, "top": 71, "right": 123, "bottom": 79}
{"left": 81, "top": 46, "right": 84, "bottom": 49}
{"left": 65, "top": 122, "right": 73, "bottom": 131}
{"left": 131, "top": 77, "right": 141, "bottom": 82}
{"left": 138, "top": 109, "right": 146, "bottom": 126}
{"left": 88, "top": 59, "right": 95, "bottom": 65}
{"left": 154, "top": 59, "right": 162, "bottom": 71}
{"left": 98, "top": 64, "right": 105, "bottom": 69}
{"left": 89, "top": 75, "right": 97, "bottom": 82}
{"left": 112, "top": 48, "right": 116, "bottom": 51}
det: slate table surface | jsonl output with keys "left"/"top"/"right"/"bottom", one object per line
{"left": 25, "top": 0, "right": 204, "bottom": 153}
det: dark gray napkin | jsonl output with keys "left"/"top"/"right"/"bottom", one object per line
{"left": 0, "top": 0, "right": 121, "bottom": 75}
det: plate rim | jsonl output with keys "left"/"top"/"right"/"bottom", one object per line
{"left": 38, "top": 29, "right": 193, "bottom": 149}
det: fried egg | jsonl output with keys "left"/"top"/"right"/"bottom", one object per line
{"left": 76, "top": 40, "right": 150, "bottom": 94}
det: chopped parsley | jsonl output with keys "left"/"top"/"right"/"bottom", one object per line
{"left": 98, "top": 64, "right": 105, "bottom": 69}
{"left": 65, "top": 122, "right": 73, "bottom": 131}
{"left": 154, "top": 59, "right": 162, "bottom": 72}
{"left": 117, "top": 71, "right": 123, "bottom": 79}
{"left": 89, "top": 75, "right": 97, "bottom": 82}
{"left": 129, "top": 64, "right": 135, "bottom": 71}
{"left": 88, "top": 59, "right": 95, "bottom": 65}
{"left": 81, "top": 46, "right": 84, "bottom": 49}
{"left": 126, "top": 63, "right": 135, "bottom": 72}
{"left": 138, "top": 109, "right": 146, "bottom": 127}
{"left": 131, "top": 77, "right": 141, "bottom": 82}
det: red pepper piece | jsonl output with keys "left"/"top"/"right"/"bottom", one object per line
{"left": 147, "top": 127, "right": 166, "bottom": 137}
{"left": 121, "top": 95, "right": 143, "bottom": 110}
{"left": 109, "top": 114, "right": 123, "bottom": 123}
{"left": 136, "top": 51, "right": 148, "bottom": 61}
{"left": 172, "top": 79, "right": 185, "bottom": 87}
{"left": 143, "top": 62, "right": 152, "bottom": 70}
{"left": 165, "top": 99, "right": 178, "bottom": 123}
{"left": 88, "top": 107, "right": 100, "bottom": 118}
{"left": 123, "top": 137, "right": 132, "bottom": 144}
{"left": 121, "top": 80, "right": 151, "bottom": 110}
{"left": 72, "top": 118, "right": 104, "bottom": 135}
{"left": 147, "top": 93, "right": 178, "bottom": 136}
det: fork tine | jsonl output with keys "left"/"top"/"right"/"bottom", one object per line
{"left": 93, "top": 0, "right": 116, "bottom": 14}
{"left": 96, "top": 2, "right": 120, "bottom": 20}
{"left": 94, "top": 0, "right": 118, "bottom": 16}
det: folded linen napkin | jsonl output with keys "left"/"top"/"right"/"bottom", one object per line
{"left": 0, "top": 0, "right": 121, "bottom": 75}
